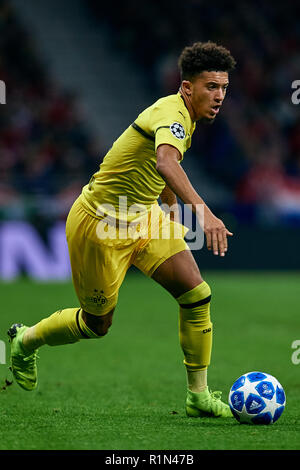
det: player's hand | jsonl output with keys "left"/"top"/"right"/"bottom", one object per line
{"left": 201, "top": 207, "right": 233, "bottom": 256}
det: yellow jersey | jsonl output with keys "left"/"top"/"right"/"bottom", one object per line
{"left": 80, "top": 92, "right": 196, "bottom": 222}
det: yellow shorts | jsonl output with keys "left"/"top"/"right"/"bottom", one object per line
{"left": 66, "top": 197, "right": 189, "bottom": 315}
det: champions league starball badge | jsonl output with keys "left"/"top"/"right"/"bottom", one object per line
{"left": 170, "top": 122, "right": 185, "bottom": 139}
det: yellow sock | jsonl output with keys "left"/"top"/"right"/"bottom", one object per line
{"left": 177, "top": 281, "right": 213, "bottom": 372}
{"left": 24, "top": 308, "right": 100, "bottom": 349}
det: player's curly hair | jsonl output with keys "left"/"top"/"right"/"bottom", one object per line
{"left": 178, "top": 41, "right": 236, "bottom": 81}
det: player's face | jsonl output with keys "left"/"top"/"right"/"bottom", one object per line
{"left": 183, "top": 71, "right": 229, "bottom": 122}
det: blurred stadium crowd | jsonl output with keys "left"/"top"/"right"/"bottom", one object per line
{"left": 0, "top": 0, "right": 103, "bottom": 224}
{"left": 1, "top": 0, "right": 300, "bottom": 227}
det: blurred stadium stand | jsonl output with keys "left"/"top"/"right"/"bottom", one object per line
{"left": 88, "top": 0, "right": 300, "bottom": 227}
{"left": 0, "top": 0, "right": 300, "bottom": 277}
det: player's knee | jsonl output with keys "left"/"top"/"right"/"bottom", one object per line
{"left": 178, "top": 281, "right": 212, "bottom": 330}
{"left": 82, "top": 309, "right": 114, "bottom": 337}
{"left": 176, "top": 280, "right": 211, "bottom": 308}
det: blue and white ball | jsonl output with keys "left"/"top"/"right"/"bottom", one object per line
{"left": 229, "top": 371, "right": 286, "bottom": 425}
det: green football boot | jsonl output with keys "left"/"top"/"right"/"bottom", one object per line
{"left": 186, "top": 386, "right": 233, "bottom": 418}
{"left": 7, "top": 323, "right": 38, "bottom": 391}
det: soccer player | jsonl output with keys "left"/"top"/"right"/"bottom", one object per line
{"left": 8, "top": 41, "right": 236, "bottom": 418}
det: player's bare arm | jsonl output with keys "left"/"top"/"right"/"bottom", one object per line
{"left": 156, "top": 143, "right": 233, "bottom": 256}
{"left": 159, "top": 184, "right": 180, "bottom": 223}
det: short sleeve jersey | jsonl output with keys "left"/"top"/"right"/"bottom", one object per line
{"left": 81, "top": 92, "right": 196, "bottom": 221}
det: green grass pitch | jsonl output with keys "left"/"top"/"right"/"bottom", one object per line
{"left": 0, "top": 270, "right": 299, "bottom": 450}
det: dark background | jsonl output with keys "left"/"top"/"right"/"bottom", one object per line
{"left": 1, "top": 0, "right": 300, "bottom": 271}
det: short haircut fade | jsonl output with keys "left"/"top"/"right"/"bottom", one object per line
{"left": 178, "top": 41, "right": 236, "bottom": 81}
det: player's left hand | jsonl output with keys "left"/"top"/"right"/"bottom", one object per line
{"left": 202, "top": 208, "right": 233, "bottom": 256}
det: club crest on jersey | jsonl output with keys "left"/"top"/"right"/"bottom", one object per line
{"left": 170, "top": 122, "right": 185, "bottom": 140}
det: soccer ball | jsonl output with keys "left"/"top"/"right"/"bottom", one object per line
{"left": 228, "top": 371, "right": 286, "bottom": 425}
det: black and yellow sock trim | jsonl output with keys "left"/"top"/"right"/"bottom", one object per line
{"left": 34, "top": 307, "right": 100, "bottom": 346}
{"left": 177, "top": 281, "right": 213, "bottom": 372}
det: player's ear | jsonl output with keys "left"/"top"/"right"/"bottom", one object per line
{"left": 181, "top": 80, "right": 192, "bottom": 97}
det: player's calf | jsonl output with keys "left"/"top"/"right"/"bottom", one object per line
{"left": 177, "top": 281, "right": 212, "bottom": 373}
{"left": 176, "top": 282, "right": 233, "bottom": 418}
{"left": 81, "top": 309, "right": 114, "bottom": 337}
{"left": 17, "top": 307, "right": 114, "bottom": 354}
